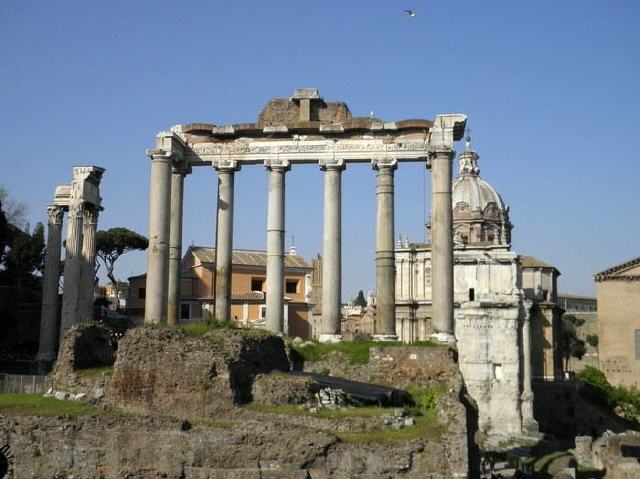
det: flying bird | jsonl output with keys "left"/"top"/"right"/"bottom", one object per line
{"left": 405, "top": 9, "right": 416, "bottom": 18}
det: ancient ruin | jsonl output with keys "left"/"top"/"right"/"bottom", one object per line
{"left": 143, "top": 88, "right": 466, "bottom": 343}
{"left": 36, "top": 166, "right": 104, "bottom": 363}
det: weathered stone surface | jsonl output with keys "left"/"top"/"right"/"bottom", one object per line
{"left": 301, "top": 346, "right": 459, "bottom": 390}
{"left": 252, "top": 373, "right": 318, "bottom": 406}
{"left": 0, "top": 413, "right": 462, "bottom": 478}
{"left": 107, "top": 328, "right": 290, "bottom": 417}
{"left": 258, "top": 97, "right": 351, "bottom": 127}
{"left": 53, "top": 322, "right": 115, "bottom": 376}
{"left": 48, "top": 322, "right": 114, "bottom": 396}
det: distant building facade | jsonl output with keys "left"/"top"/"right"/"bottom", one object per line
{"left": 594, "top": 257, "right": 640, "bottom": 388}
{"left": 128, "top": 246, "right": 316, "bottom": 338}
{"left": 557, "top": 293, "right": 597, "bottom": 314}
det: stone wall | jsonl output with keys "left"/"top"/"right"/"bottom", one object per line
{"left": 1, "top": 333, "right": 475, "bottom": 477}
{"left": 0, "top": 412, "right": 467, "bottom": 478}
{"left": 108, "top": 328, "right": 290, "bottom": 417}
{"left": 300, "top": 346, "right": 473, "bottom": 478}
{"left": 300, "top": 346, "right": 459, "bottom": 389}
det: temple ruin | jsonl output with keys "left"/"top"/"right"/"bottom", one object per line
{"left": 143, "top": 88, "right": 466, "bottom": 342}
{"left": 37, "top": 166, "right": 104, "bottom": 362}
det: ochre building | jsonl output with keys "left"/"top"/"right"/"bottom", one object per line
{"left": 128, "top": 246, "right": 315, "bottom": 338}
{"left": 594, "top": 256, "right": 640, "bottom": 388}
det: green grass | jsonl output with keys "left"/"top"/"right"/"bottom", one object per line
{"left": 0, "top": 394, "right": 106, "bottom": 417}
{"left": 180, "top": 319, "right": 240, "bottom": 337}
{"left": 337, "top": 409, "right": 442, "bottom": 444}
{"left": 76, "top": 365, "right": 114, "bottom": 377}
{"left": 292, "top": 339, "right": 439, "bottom": 364}
{"left": 247, "top": 384, "right": 444, "bottom": 445}
{"left": 246, "top": 403, "right": 392, "bottom": 418}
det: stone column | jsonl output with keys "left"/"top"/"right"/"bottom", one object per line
{"left": 79, "top": 207, "right": 99, "bottom": 322}
{"left": 144, "top": 150, "right": 173, "bottom": 324}
{"left": 167, "top": 163, "right": 189, "bottom": 326}
{"left": 373, "top": 160, "right": 398, "bottom": 340}
{"left": 430, "top": 148, "right": 456, "bottom": 342}
{"left": 319, "top": 162, "right": 344, "bottom": 342}
{"left": 265, "top": 162, "right": 289, "bottom": 334}
{"left": 37, "top": 205, "right": 65, "bottom": 361}
{"left": 213, "top": 163, "right": 238, "bottom": 323}
{"left": 60, "top": 200, "right": 84, "bottom": 342}
{"left": 521, "top": 299, "right": 539, "bottom": 432}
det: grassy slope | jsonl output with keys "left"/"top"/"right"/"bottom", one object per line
{"left": 0, "top": 394, "right": 105, "bottom": 417}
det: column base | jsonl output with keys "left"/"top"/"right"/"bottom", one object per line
{"left": 430, "top": 332, "right": 456, "bottom": 344}
{"left": 318, "top": 334, "right": 343, "bottom": 344}
{"left": 373, "top": 334, "right": 399, "bottom": 342}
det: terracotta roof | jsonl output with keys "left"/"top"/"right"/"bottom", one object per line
{"left": 190, "top": 246, "right": 313, "bottom": 269}
{"left": 594, "top": 256, "right": 640, "bottom": 282}
{"left": 520, "top": 256, "right": 557, "bottom": 270}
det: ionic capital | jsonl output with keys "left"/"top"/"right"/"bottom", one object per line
{"left": 264, "top": 158, "right": 291, "bottom": 172}
{"left": 371, "top": 158, "right": 398, "bottom": 172}
{"left": 46, "top": 205, "right": 64, "bottom": 225}
{"left": 427, "top": 147, "right": 455, "bottom": 169}
{"left": 173, "top": 159, "right": 193, "bottom": 176}
{"left": 428, "top": 114, "right": 467, "bottom": 149}
{"left": 319, "top": 158, "right": 345, "bottom": 172}
{"left": 146, "top": 148, "right": 173, "bottom": 163}
{"left": 213, "top": 159, "right": 241, "bottom": 173}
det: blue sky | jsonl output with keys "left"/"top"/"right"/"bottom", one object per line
{"left": 1, "top": 1, "right": 638, "bottom": 298}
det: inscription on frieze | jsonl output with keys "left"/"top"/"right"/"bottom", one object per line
{"left": 189, "top": 140, "right": 428, "bottom": 158}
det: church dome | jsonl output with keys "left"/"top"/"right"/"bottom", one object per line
{"left": 451, "top": 138, "right": 511, "bottom": 246}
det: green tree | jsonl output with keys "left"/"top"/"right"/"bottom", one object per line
{"left": 586, "top": 334, "right": 599, "bottom": 352}
{"left": 0, "top": 186, "right": 28, "bottom": 230}
{"left": 0, "top": 197, "right": 8, "bottom": 260}
{"left": 0, "top": 222, "right": 45, "bottom": 288}
{"left": 353, "top": 289, "right": 367, "bottom": 307}
{"left": 96, "top": 227, "right": 148, "bottom": 287}
{"left": 561, "top": 314, "right": 586, "bottom": 370}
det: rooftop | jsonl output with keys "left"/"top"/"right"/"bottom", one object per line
{"left": 188, "top": 246, "right": 313, "bottom": 269}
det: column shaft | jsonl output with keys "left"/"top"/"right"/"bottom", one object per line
{"left": 374, "top": 163, "right": 397, "bottom": 338}
{"left": 214, "top": 168, "right": 235, "bottom": 322}
{"left": 60, "top": 202, "right": 84, "bottom": 342}
{"left": 79, "top": 207, "right": 99, "bottom": 322}
{"left": 167, "top": 169, "right": 186, "bottom": 325}
{"left": 265, "top": 166, "right": 286, "bottom": 334}
{"left": 144, "top": 153, "right": 172, "bottom": 324}
{"left": 320, "top": 165, "right": 343, "bottom": 340}
{"left": 430, "top": 149, "right": 455, "bottom": 339}
{"left": 521, "top": 301, "right": 538, "bottom": 431}
{"left": 37, "top": 206, "right": 64, "bottom": 361}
